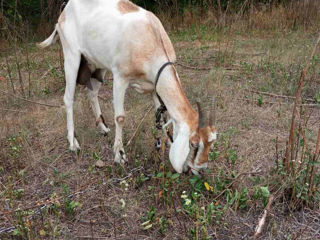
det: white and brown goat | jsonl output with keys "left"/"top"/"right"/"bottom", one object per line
{"left": 39, "top": 0, "right": 217, "bottom": 174}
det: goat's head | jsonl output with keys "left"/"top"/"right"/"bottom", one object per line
{"left": 169, "top": 98, "right": 217, "bottom": 175}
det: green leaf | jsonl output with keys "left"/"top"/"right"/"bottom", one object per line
{"left": 156, "top": 172, "right": 164, "bottom": 178}
{"left": 171, "top": 173, "right": 180, "bottom": 180}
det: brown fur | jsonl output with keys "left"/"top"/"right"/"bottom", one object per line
{"left": 119, "top": 11, "right": 176, "bottom": 80}
{"left": 198, "top": 126, "right": 217, "bottom": 164}
{"left": 118, "top": 20, "right": 157, "bottom": 79}
{"left": 116, "top": 116, "right": 125, "bottom": 124}
{"left": 146, "top": 11, "right": 176, "bottom": 62}
{"left": 117, "top": 0, "right": 139, "bottom": 14}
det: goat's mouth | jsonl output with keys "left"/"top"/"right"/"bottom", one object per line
{"left": 183, "top": 162, "right": 205, "bottom": 175}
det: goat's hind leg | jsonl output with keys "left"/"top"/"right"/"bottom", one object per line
{"left": 63, "top": 51, "right": 81, "bottom": 151}
{"left": 87, "top": 77, "right": 110, "bottom": 135}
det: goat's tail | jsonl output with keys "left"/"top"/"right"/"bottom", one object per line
{"left": 37, "top": 25, "right": 59, "bottom": 49}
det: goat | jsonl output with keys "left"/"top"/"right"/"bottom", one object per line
{"left": 38, "top": 0, "right": 217, "bottom": 174}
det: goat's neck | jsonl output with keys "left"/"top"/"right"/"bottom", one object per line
{"left": 156, "top": 67, "right": 197, "bottom": 133}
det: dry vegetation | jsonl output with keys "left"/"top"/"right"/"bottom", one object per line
{"left": 1, "top": 1, "right": 320, "bottom": 239}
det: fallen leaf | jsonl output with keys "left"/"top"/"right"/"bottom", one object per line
{"left": 39, "top": 229, "right": 46, "bottom": 236}
{"left": 95, "top": 160, "right": 106, "bottom": 168}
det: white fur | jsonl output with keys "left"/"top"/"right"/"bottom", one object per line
{"left": 208, "top": 132, "right": 217, "bottom": 142}
{"left": 39, "top": 0, "right": 196, "bottom": 172}
{"left": 169, "top": 124, "right": 190, "bottom": 173}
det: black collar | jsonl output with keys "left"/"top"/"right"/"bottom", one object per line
{"left": 154, "top": 61, "right": 174, "bottom": 143}
{"left": 154, "top": 61, "right": 174, "bottom": 108}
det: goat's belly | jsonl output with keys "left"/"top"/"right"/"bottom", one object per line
{"left": 130, "top": 81, "right": 154, "bottom": 94}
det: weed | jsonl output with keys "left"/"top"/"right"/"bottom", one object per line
{"left": 253, "top": 186, "right": 271, "bottom": 207}
{"left": 62, "top": 185, "right": 81, "bottom": 217}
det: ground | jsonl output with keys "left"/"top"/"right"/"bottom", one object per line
{"left": 0, "top": 25, "right": 320, "bottom": 239}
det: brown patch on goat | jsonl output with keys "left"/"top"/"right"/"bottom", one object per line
{"left": 118, "top": 20, "right": 156, "bottom": 79}
{"left": 117, "top": 0, "right": 139, "bottom": 14}
{"left": 119, "top": 11, "right": 176, "bottom": 80}
{"left": 197, "top": 126, "right": 217, "bottom": 164}
{"left": 116, "top": 116, "right": 125, "bottom": 125}
{"left": 146, "top": 11, "right": 176, "bottom": 62}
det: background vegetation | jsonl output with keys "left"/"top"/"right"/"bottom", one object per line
{"left": 1, "top": 0, "right": 320, "bottom": 239}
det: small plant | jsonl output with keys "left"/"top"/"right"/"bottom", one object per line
{"left": 257, "top": 94, "right": 263, "bottom": 107}
{"left": 154, "top": 170, "right": 180, "bottom": 205}
{"left": 141, "top": 206, "right": 156, "bottom": 230}
{"left": 13, "top": 188, "right": 24, "bottom": 200}
{"left": 62, "top": 185, "right": 81, "bottom": 217}
{"left": 7, "top": 135, "right": 22, "bottom": 159}
{"left": 253, "top": 186, "right": 270, "bottom": 207}
{"left": 42, "top": 86, "right": 51, "bottom": 95}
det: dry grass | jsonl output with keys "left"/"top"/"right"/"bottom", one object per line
{"left": 1, "top": 3, "right": 320, "bottom": 239}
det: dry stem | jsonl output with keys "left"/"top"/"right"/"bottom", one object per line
{"left": 284, "top": 33, "right": 320, "bottom": 170}
{"left": 253, "top": 194, "right": 275, "bottom": 238}
{"left": 0, "top": 89, "right": 62, "bottom": 108}
{"left": 308, "top": 126, "right": 320, "bottom": 196}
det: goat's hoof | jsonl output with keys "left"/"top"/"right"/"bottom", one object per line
{"left": 69, "top": 138, "right": 81, "bottom": 151}
{"left": 114, "top": 149, "right": 127, "bottom": 164}
{"left": 98, "top": 123, "right": 110, "bottom": 136}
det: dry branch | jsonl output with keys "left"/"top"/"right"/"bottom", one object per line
{"left": 284, "top": 33, "right": 320, "bottom": 169}
{"left": 176, "top": 62, "right": 212, "bottom": 71}
{"left": 239, "top": 98, "right": 320, "bottom": 107}
{"left": 0, "top": 89, "right": 62, "bottom": 108}
{"left": 253, "top": 194, "right": 275, "bottom": 239}
{"left": 126, "top": 104, "right": 153, "bottom": 147}
{"left": 245, "top": 89, "right": 316, "bottom": 103}
{"left": 4, "top": 52, "right": 15, "bottom": 94}
{"left": 0, "top": 108, "right": 27, "bottom": 113}
{"left": 308, "top": 126, "right": 320, "bottom": 196}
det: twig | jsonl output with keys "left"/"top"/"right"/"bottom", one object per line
{"left": 39, "top": 66, "right": 55, "bottom": 81}
{"left": 253, "top": 194, "right": 275, "bottom": 239}
{"left": 25, "top": 24, "right": 31, "bottom": 97}
{"left": 4, "top": 52, "right": 15, "bottom": 94}
{"left": 239, "top": 98, "right": 319, "bottom": 107}
{"left": 75, "top": 236, "right": 107, "bottom": 239}
{"left": 0, "top": 108, "right": 27, "bottom": 113}
{"left": 126, "top": 104, "right": 153, "bottom": 147}
{"left": 0, "top": 89, "right": 62, "bottom": 108}
{"left": 176, "top": 62, "right": 211, "bottom": 71}
{"left": 275, "top": 136, "right": 279, "bottom": 171}
{"left": 309, "top": 126, "right": 320, "bottom": 196}
{"left": 245, "top": 89, "right": 315, "bottom": 103}
{"left": 13, "top": 35, "right": 25, "bottom": 96}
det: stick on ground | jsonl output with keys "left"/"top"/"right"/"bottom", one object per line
{"left": 253, "top": 194, "right": 275, "bottom": 239}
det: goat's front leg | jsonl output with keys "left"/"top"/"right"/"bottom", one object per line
{"left": 113, "top": 75, "right": 129, "bottom": 163}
